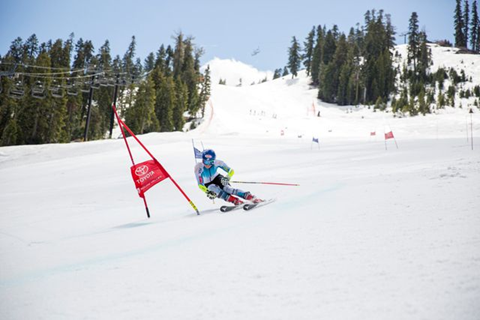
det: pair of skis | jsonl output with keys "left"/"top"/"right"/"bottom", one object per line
{"left": 220, "top": 198, "right": 276, "bottom": 212}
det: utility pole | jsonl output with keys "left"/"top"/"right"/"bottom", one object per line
{"left": 470, "top": 108, "right": 474, "bottom": 150}
{"left": 399, "top": 32, "right": 408, "bottom": 44}
{"left": 109, "top": 74, "right": 120, "bottom": 139}
{"left": 83, "top": 74, "right": 96, "bottom": 142}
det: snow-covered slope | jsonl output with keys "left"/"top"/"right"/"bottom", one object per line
{"left": 201, "top": 57, "right": 273, "bottom": 87}
{"left": 1, "top": 49, "right": 479, "bottom": 320}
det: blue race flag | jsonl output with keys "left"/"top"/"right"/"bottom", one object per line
{"left": 312, "top": 137, "right": 319, "bottom": 143}
{"left": 194, "top": 147, "right": 203, "bottom": 159}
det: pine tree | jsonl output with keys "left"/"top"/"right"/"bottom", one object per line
{"left": 1, "top": 118, "right": 21, "bottom": 146}
{"left": 125, "top": 74, "right": 157, "bottom": 134}
{"left": 17, "top": 50, "right": 54, "bottom": 144}
{"left": 72, "top": 38, "right": 85, "bottom": 69}
{"left": 282, "top": 67, "right": 289, "bottom": 77}
{"left": 320, "top": 33, "right": 348, "bottom": 103}
{"left": 165, "top": 45, "right": 174, "bottom": 75}
{"left": 122, "top": 36, "right": 137, "bottom": 119}
{"left": 23, "top": 34, "right": 39, "bottom": 64}
{"left": 455, "top": 0, "right": 466, "bottom": 47}
{"left": 199, "top": 65, "right": 211, "bottom": 118}
{"left": 173, "top": 79, "right": 188, "bottom": 131}
{"left": 471, "top": 0, "right": 480, "bottom": 51}
{"left": 464, "top": 0, "right": 470, "bottom": 48}
{"left": 273, "top": 68, "right": 282, "bottom": 79}
{"left": 67, "top": 37, "right": 89, "bottom": 140}
{"left": 318, "top": 62, "right": 335, "bottom": 102}
{"left": 303, "top": 27, "right": 316, "bottom": 75}
{"left": 94, "top": 40, "right": 114, "bottom": 139}
{"left": 322, "top": 30, "right": 336, "bottom": 65}
{"left": 287, "top": 36, "right": 301, "bottom": 78}
{"left": 362, "top": 9, "right": 396, "bottom": 104}
{"left": 144, "top": 52, "right": 155, "bottom": 72}
{"left": 48, "top": 39, "right": 69, "bottom": 143}
{"left": 123, "top": 36, "right": 136, "bottom": 74}
{"left": 182, "top": 38, "right": 200, "bottom": 114}
{"left": 134, "top": 57, "right": 143, "bottom": 77}
{"left": 418, "top": 88, "right": 427, "bottom": 115}
{"left": 0, "top": 61, "right": 15, "bottom": 144}
{"left": 337, "top": 62, "right": 352, "bottom": 105}
{"left": 194, "top": 47, "right": 204, "bottom": 75}
{"left": 0, "top": 48, "right": 23, "bottom": 145}
{"left": 83, "top": 40, "right": 95, "bottom": 66}
{"left": 155, "top": 74, "right": 175, "bottom": 132}
{"left": 417, "top": 31, "right": 432, "bottom": 82}
{"left": 408, "top": 12, "right": 420, "bottom": 72}
{"left": 7, "top": 37, "right": 24, "bottom": 63}
{"left": 447, "top": 85, "right": 456, "bottom": 107}
{"left": 173, "top": 32, "right": 185, "bottom": 79}
{"left": 437, "top": 92, "right": 445, "bottom": 108}
{"left": 155, "top": 45, "right": 167, "bottom": 71}
{"left": 310, "top": 25, "right": 324, "bottom": 85}
{"left": 385, "top": 14, "right": 396, "bottom": 49}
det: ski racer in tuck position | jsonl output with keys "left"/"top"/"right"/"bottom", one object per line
{"left": 194, "top": 149, "right": 260, "bottom": 205}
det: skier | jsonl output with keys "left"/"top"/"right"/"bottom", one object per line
{"left": 195, "top": 149, "right": 260, "bottom": 205}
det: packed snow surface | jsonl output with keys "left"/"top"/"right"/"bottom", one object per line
{"left": 1, "top": 48, "right": 480, "bottom": 319}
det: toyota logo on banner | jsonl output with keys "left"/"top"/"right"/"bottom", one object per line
{"left": 135, "top": 165, "right": 149, "bottom": 177}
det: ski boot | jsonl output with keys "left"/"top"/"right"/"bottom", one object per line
{"left": 243, "top": 192, "right": 262, "bottom": 203}
{"left": 226, "top": 195, "right": 244, "bottom": 206}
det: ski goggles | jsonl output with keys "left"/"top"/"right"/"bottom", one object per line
{"left": 203, "top": 155, "right": 214, "bottom": 165}
{"left": 203, "top": 158, "right": 214, "bottom": 165}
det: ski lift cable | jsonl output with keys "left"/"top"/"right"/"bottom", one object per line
{"left": 1, "top": 69, "right": 151, "bottom": 89}
{"left": 0, "top": 62, "right": 88, "bottom": 74}
{"left": 13, "top": 69, "right": 134, "bottom": 79}
{"left": 0, "top": 62, "right": 131, "bottom": 77}
{"left": 18, "top": 71, "right": 106, "bottom": 79}
{"left": 20, "top": 70, "right": 151, "bottom": 82}
{"left": 0, "top": 62, "right": 76, "bottom": 71}
{"left": 1, "top": 62, "right": 151, "bottom": 80}
{"left": 15, "top": 69, "right": 101, "bottom": 76}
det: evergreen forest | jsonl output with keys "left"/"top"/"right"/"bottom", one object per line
{"left": 1, "top": 1, "right": 479, "bottom": 147}
{"left": 284, "top": 4, "right": 480, "bottom": 115}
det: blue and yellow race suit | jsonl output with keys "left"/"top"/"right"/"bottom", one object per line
{"left": 194, "top": 159, "right": 248, "bottom": 201}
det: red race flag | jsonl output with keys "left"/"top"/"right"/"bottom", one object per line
{"left": 131, "top": 160, "right": 169, "bottom": 198}
{"left": 385, "top": 131, "right": 394, "bottom": 140}
{"left": 370, "top": 131, "right": 376, "bottom": 136}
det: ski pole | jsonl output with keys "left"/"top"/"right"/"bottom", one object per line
{"left": 230, "top": 180, "right": 300, "bottom": 186}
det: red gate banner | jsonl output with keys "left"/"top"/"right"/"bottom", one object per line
{"left": 130, "top": 160, "right": 169, "bottom": 197}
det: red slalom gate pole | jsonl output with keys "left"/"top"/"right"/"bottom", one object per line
{"left": 113, "top": 104, "right": 151, "bottom": 218}
{"left": 230, "top": 181, "right": 300, "bottom": 187}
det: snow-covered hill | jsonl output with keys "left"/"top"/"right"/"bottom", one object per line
{"left": 1, "top": 48, "right": 479, "bottom": 320}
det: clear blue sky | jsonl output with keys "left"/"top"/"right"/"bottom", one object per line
{"left": 0, "top": 0, "right": 454, "bottom": 71}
